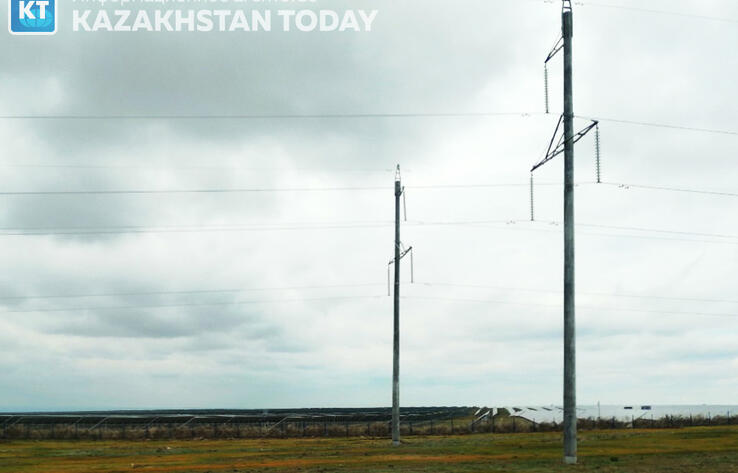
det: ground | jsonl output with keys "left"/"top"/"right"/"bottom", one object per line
{"left": 1, "top": 426, "right": 737, "bottom": 472}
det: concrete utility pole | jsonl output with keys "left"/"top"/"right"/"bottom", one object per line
{"left": 532, "top": 2, "right": 596, "bottom": 464}
{"left": 562, "top": 2, "right": 577, "bottom": 465}
{"left": 387, "top": 166, "right": 413, "bottom": 446}
{"left": 392, "top": 167, "right": 402, "bottom": 446}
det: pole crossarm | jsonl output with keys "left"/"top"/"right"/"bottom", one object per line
{"left": 388, "top": 246, "right": 413, "bottom": 265}
{"left": 531, "top": 118, "right": 598, "bottom": 172}
{"left": 387, "top": 246, "right": 414, "bottom": 295}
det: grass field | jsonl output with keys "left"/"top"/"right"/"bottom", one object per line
{"left": 1, "top": 426, "right": 737, "bottom": 472}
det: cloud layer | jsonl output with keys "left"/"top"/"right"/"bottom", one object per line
{"left": 1, "top": 0, "right": 737, "bottom": 410}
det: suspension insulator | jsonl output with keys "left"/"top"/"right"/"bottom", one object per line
{"left": 544, "top": 64, "right": 550, "bottom": 114}
{"left": 530, "top": 173, "right": 535, "bottom": 221}
{"left": 595, "top": 124, "right": 601, "bottom": 183}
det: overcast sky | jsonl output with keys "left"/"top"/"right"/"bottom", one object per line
{"left": 1, "top": 0, "right": 738, "bottom": 412}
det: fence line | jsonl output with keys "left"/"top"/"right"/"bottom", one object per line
{"left": 1, "top": 413, "right": 735, "bottom": 441}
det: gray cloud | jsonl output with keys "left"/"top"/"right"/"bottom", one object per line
{"left": 0, "top": 0, "right": 737, "bottom": 410}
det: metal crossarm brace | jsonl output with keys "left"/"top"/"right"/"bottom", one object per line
{"left": 531, "top": 119, "right": 598, "bottom": 172}
{"left": 387, "top": 247, "right": 414, "bottom": 295}
{"left": 546, "top": 37, "right": 564, "bottom": 63}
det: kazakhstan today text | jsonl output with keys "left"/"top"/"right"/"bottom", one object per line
{"left": 72, "top": 9, "right": 378, "bottom": 32}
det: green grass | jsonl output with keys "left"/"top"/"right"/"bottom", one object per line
{"left": 1, "top": 426, "right": 737, "bottom": 472}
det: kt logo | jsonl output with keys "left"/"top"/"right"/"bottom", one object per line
{"left": 8, "top": 0, "right": 56, "bottom": 35}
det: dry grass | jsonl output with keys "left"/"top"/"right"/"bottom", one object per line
{"left": 1, "top": 425, "right": 737, "bottom": 472}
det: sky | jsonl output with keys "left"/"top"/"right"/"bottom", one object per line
{"left": 1, "top": 0, "right": 738, "bottom": 411}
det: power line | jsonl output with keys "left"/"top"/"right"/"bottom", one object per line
{"left": 601, "top": 182, "right": 738, "bottom": 198}
{"left": 0, "top": 112, "right": 541, "bottom": 120}
{"left": 422, "top": 220, "right": 738, "bottom": 246}
{"left": 0, "top": 182, "right": 574, "bottom": 197}
{"left": 578, "top": 116, "right": 738, "bottom": 137}
{"left": 9, "top": 280, "right": 735, "bottom": 306}
{"left": 576, "top": 222, "right": 738, "bottom": 240}
{"left": 0, "top": 222, "right": 394, "bottom": 236}
{"left": 0, "top": 180, "right": 734, "bottom": 198}
{"left": 6, "top": 292, "right": 734, "bottom": 318}
{"left": 0, "top": 220, "right": 395, "bottom": 232}
{"left": 0, "top": 163, "right": 401, "bottom": 174}
{"left": 410, "top": 182, "right": 565, "bottom": 189}
{"left": 403, "top": 296, "right": 738, "bottom": 319}
{"left": 1, "top": 219, "right": 737, "bottom": 244}
{"left": 5, "top": 280, "right": 736, "bottom": 306}
{"left": 0, "top": 295, "right": 385, "bottom": 315}
{"left": 0, "top": 283, "right": 386, "bottom": 301}
{"left": 418, "top": 283, "right": 738, "bottom": 305}
{"left": 0, "top": 186, "right": 390, "bottom": 196}
{"left": 579, "top": 1, "right": 738, "bottom": 25}
{"left": 526, "top": 221, "right": 738, "bottom": 245}
{"left": 8, "top": 110, "right": 735, "bottom": 137}
{"left": 530, "top": 0, "right": 738, "bottom": 24}
{"left": 415, "top": 219, "right": 738, "bottom": 242}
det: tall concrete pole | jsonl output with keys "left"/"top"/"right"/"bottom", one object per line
{"left": 562, "top": 6, "right": 577, "bottom": 465}
{"left": 392, "top": 169, "right": 401, "bottom": 446}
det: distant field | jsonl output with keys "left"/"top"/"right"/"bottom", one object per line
{"left": 1, "top": 426, "right": 737, "bottom": 472}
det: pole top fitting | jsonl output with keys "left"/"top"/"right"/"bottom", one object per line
{"left": 562, "top": 0, "right": 572, "bottom": 13}
{"left": 562, "top": 6, "right": 573, "bottom": 38}
{"left": 395, "top": 165, "right": 401, "bottom": 182}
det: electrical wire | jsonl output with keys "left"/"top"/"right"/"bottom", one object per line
{"left": 402, "top": 296, "right": 738, "bottom": 319}
{"left": 578, "top": 116, "right": 738, "bottom": 137}
{"left": 0, "top": 186, "right": 390, "bottom": 196}
{"left": 418, "top": 283, "right": 738, "bottom": 305}
{"left": 0, "top": 163, "right": 402, "bottom": 173}
{"left": 4, "top": 280, "right": 737, "bottom": 306}
{"left": 576, "top": 222, "right": 738, "bottom": 240}
{"left": 579, "top": 1, "right": 738, "bottom": 25}
{"left": 0, "top": 222, "right": 394, "bottom": 236}
{"left": 1, "top": 219, "right": 737, "bottom": 245}
{"left": 413, "top": 219, "right": 738, "bottom": 243}
{"left": 0, "top": 220, "right": 394, "bottom": 232}
{"left": 0, "top": 295, "right": 385, "bottom": 314}
{"left": 0, "top": 112, "right": 541, "bottom": 120}
{"left": 0, "top": 182, "right": 570, "bottom": 197}
{"left": 0, "top": 283, "right": 386, "bottom": 301}
{"left": 6, "top": 292, "right": 734, "bottom": 319}
{"left": 527, "top": 0, "right": 738, "bottom": 24}
{"left": 601, "top": 182, "right": 738, "bottom": 198}
{"left": 2, "top": 179, "right": 734, "bottom": 198}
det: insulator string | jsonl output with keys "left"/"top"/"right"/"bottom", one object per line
{"left": 530, "top": 173, "right": 535, "bottom": 222}
{"left": 410, "top": 249, "right": 415, "bottom": 283}
{"left": 595, "top": 124, "right": 601, "bottom": 184}
{"left": 544, "top": 64, "right": 550, "bottom": 114}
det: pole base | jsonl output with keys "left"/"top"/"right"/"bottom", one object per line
{"left": 392, "top": 440, "right": 400, "bottom": 447}
{"left": 564, "top": 456, "right": 577, "bottom": 465}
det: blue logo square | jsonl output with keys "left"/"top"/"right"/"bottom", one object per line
{"left": 9, "top": 0, "right": 56, "bottom": 35}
